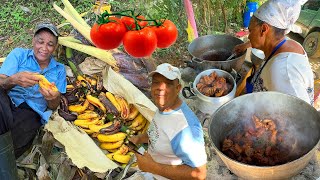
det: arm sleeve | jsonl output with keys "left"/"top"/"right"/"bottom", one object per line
{"left": 0, "top": 48, "right": 21, "bottom": 76}
{"left": 55, "top": 66, "right": 67, "bottom": 94}
{"left": 171, "top": 126, "right": 207, "bottom": 167}
{"left": 269, "top": 55, "right": 313, "bottom": 104}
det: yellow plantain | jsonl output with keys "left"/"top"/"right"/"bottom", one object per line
{"left": 118, "top": 144, "right": 129, "bottom": 155}
{"left": 113, "top": 154, "right": 132, "bottom": 164}
{"left": 141, "top": 121, "right": 150, "bottom": 134}
{"left": 105, "top": 145, "right": 127, "bottom": 160}
{"left": 127, "top": 104, "right": 139, "bottom": 120}
{"left": 77, "top": 111, "right": 99, "bottom": 119}
{"left": 69, "top": 100, "right": 90, "bottom": 113}
{"left": 108, "top": 144, "right": 128, "bottom": 154}
{"left": 66, "top": 84, "right": 75, "bottom": 90}
{"left": 129, "top": 113, "right": 146, "bottom": 128}
{"left": 79, "top": 128, "right": 95, "bottom": 134}
{"left": 74, "top": 118, "right": 100, "bottom": 128}
{"left": 106, "top": 153, "right": 115, "bottom": 160}
{"left": 133, "top": 117, "right": 147, "bottom": 131}
{"left": 84, "top": 75, "right": 97, "bottom": 86}
{"left": 100, "top": 140, "right": 124, "bottom": 150}
{"left": 107, "top": 148, "right": 119, "bottom": 153}
{"left": 115, "top": 95, "right": 130, "bottom": 119}
{"left": 105, "top": 92, "right": 121, "bottom": 112}
{"left": 77, "top": 75, "right": 86, "bottom": 82}
{"left": 97, "top": 132, "right": 127, "bottom": 143}
{"left": 88, "top": 121, "right": 112, "bottom": 133}
{"left": 34, "top": 74, "right": 58, "bottom": 92}
{"left": 86, "top": 94, "right": 107, "bottom": 113}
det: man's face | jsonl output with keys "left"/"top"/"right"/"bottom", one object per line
{"left": 248, "top": 17, "right": 264, "bottom": 49}
{"left": 32, "top": 30, "right": 57, "bottom": 64}
{"left": 151, "top": 73, "right": 181, "bottom": 112}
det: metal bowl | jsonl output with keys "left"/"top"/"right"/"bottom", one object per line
{"left": 208, "top": 92, "right": 320, "bottom": 179}
{"left": 188, "top": 35, "right": 246, "bottom": 72}
{"left": 251, "top": 48, "right": 265, "bottom": 70}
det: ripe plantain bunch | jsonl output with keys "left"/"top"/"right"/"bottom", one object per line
{"left": 105, "top": 144, "right": 136, "bottom": 166}
{"left": 57, "top": 73, "right": 149, "bottom": 165}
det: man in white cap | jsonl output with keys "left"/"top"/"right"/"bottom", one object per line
{"left": 130, "top": 63, "right": 207, "bottom": 180}
{"left": 234, "top": 0, "right": 314, "bottom": 105}
{"left": 0, "top": 21, "right": 66, "bottom": 168}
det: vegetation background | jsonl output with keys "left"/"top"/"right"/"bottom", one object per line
{"left": 0, "top": 0, "right": 265, "bottom": 66}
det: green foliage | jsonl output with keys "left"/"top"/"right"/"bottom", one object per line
{"left": 0, "top": 0, "right": 93, "bottom": 57}
{"left": 246, "top": 0, "right": 267, "bottom": 6}
{"left": 0, "top": 0, "right": 247, "bottom": 64}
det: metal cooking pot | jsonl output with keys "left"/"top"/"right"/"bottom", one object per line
{"left": 208, "top": 92, "right": 320, "bottom": 179}
{"left": 182, "top": 69, "right": 236, "bottom": 115}
{"left": 188, "top": 35, "right": 246, "bottom": 72}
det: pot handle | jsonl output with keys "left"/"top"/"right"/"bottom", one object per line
{"left": 192, "top": 57, "right": 204, "bottom": 64}
{"left": 182, "top": 83, "right": 196, "bottom": 99}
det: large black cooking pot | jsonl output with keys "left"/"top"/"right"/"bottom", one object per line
{"left": 188, "top": 35, "right": 246, "bottom": 72}
{"left": 209, "top": 92, "right": 320, "bottom": 179}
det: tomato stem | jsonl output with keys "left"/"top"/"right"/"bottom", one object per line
{"left": 96, "top": 9, "right": 166, "bottom": 29}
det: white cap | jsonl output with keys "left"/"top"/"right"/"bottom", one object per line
{"left": 149, "top": 63, "right": 181, "bottom": 81}
{"left": 253, "top": 0, "right": 307, "bottom": 34}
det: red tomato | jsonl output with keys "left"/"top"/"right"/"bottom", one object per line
{"left": 121, "top": 15, "right": 148, "bottom": 31}
{"left": 90, "top": 17, "right": 127, "bottom": 50}
{"left": 152, "top": 20, "right": 178, "bottom": 48}
{"left": 123, "top": 27, "right": 157, "bottom": 58}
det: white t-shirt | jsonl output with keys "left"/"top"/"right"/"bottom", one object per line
{"left": 253, "top": 52, "right": 314, "bottom": 105}
{"left": 147, "top": 102, "right": 207, "bottom": 180}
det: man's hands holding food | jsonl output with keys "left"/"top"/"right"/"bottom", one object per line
{"left": 12, "top": 72, "right": 60, "bottom": 109}
{"left": 6, "top": 72, "right": 39, "bottom": 88}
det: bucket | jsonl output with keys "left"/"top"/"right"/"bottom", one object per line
{"left": 182, "top": 69, "right": 236, "bottom": 115}
{"left": 0, "top": 131, "right": 18, "bottom": 180}
{"left": 243, "top": 2, "right": 258, "bottom": 28}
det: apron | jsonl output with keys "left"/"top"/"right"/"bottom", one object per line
{"left": 246, "top": 39, "right": 287, "bottom": 93}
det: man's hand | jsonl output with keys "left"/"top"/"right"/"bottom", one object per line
{"left": 233, "top": 41, "right": 251, "bottom": 55}
{"left": 135, "top": 151, "right": 156, "bottom": 173}
{"left": 135, "top": 151, "right": 207, "bottom": 180}
{"left": 129, "top": 133, "right": 149, "bottom": 145}
{"left": 39, "top": 82, "right": 60, "bottom": 110}
{"left": 39, "top": 82, "right": 59, "bottom": 101}
{"left": 11, "top": 72, "right": 40, "bottom": 88}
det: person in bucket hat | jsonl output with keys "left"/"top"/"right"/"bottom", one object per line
{"left": 0, "top": 21, "right": 67, "bottom": 165}
{"left": 130, "top": 63, "right": 207, "bottom": 179}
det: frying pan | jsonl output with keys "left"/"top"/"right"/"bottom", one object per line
{"left": 188, "top": 35, "right": 247, "bottom": 72}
